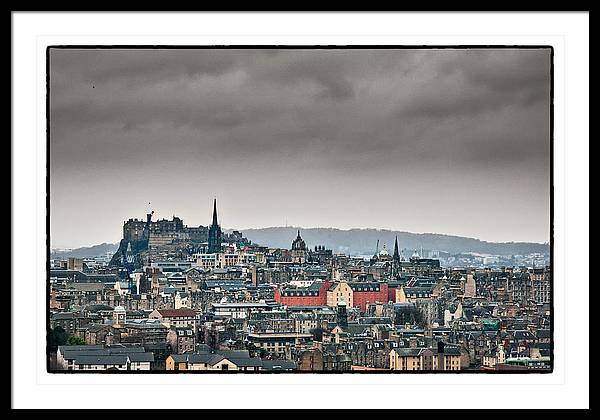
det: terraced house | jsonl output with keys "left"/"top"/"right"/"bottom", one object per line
{"left": 389, "top": 342, "right": 462, "bottom": 371}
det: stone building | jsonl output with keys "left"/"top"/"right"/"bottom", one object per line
{"left": 207, "top": 199, "right": 223, "bottom": 254}
{"left": 291, "top": 230, "right": 308, "bottom": 264}
{"left": 166, "top": 326, "right": 196, "bottom": 354}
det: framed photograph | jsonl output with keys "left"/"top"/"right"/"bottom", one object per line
{"left": 12, "top": 11, "right": 589, "bottom": 410}
{"left": 46, "top": 45, "right": 553, "bottom": 374}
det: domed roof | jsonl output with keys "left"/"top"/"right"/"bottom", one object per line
{"left": 379, "top": 244, "right": 389, "bottom": 256}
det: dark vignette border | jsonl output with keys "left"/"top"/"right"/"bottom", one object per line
{"left": 45, "top": 44, "right": 554, "bottom": 374}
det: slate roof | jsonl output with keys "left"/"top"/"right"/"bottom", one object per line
{"left": 157, "top": 309, "right": 197, "bottom": 318}
{"left": 434, "top": 346, "right": 462, "bottom": 356}
{"left": 536, "top": 329, "right": 551, "bottom": 339}
{"left": 511, "top": 330, "right": 536, "bottom": 340}
{"left": 261, "top": 360, "right": 297, "bottom": 370}
{"left": 58, "top": 344, "right": 103, "bottom": 354}
{"left": 280, "top": 281, "right": 325, "bottom": 297}
{"left": 219, "top": 350, "right": 251, "bottom": 359}
{"left": 348, "top": 282, "right": 381, "bottom": 292}
{"left": 128, "top": 352, "right": 155, "bottom": 362}
{"left": 392, "top": 348, "right": 424, "bottom": 357}
{"left": 392, "top": 345, "right": 461, "bottom": 357}
{"left": 52, "top": 312, "right": 75, "bottom": 320}
{"left": 358, "top": 317, "right": 393, "bottom": 325}
{"left": 227, "top": 357, "right": 263, "bottom": 368}
{"left": 186, "top": 353, "right": 214, "bottom": 364}
{"left": 196, "top": 344, "right": 211, "bottom": 353}
{"left": 73, "top": 355, "right": 129, "bottom": 365}
{"left": 62, "top": 347, "right": 148, "bottom": 360}
{"left": 82, "top": 323, "right": 112, "bottom": 333}
{"left": 341, "top": 324, "right": 371, "bottom": 336}
{"left": 170, "top": 354, "right": 190, "bottom": 363}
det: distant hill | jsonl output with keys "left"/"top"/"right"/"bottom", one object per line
{"left": 53, "top": 227, "right": 549, "bottom": 259}
{"left": 50, "top": 242, "right": 119, "bottom": 259}
{"left": 235, "top": 227, "right": 549, "bottom": 257}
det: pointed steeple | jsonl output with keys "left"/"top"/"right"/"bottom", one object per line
{"left": 291, "top": 229, "right": 306, "bottom": 252}
{"left": 208, "top": 198, "right": 223, "bottom": 254}
{"left": 212, "top": 198, "right": 218, "bottom": 226}
{"left": 375, "top": 239, "right": 380, "bottom": 256}
{"left": 393, "top": 236, "right": 400, "bottom": 261}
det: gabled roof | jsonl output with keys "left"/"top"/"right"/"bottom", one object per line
{"left": 219, "top": 350, "right": 251, "bottom": 360}
{"left": 157, "top": 308, "right": 197, "bottom": 318}
{"left": 73, "top": 354, "right": 129, "bottom": 365}
{"left": 207, "top": 354, "right": 226, "bottom": 365}
{"left": 52, "top": 312, "right": 75, "bottom": 320}
{"left": 348, "top": 282, "right": 382, "bottom": 292}
{"left": 392, "top": 348, "right": 424, "bottom": 357}
{"left": 227, "top": 358, "right": 263, "bottom": 367}
{"left": 261, "top": 360, "right": 297, "bottom": 370}
{"left": 62, "top": 346, "right": 148, "bottom": 360}
{"left": 57, "top": 344, "right": 103, "bottom": 354}
{"left": 187, "top": 353, "right": 214, "bottom": 364}
{"left": 128, "top": 352, "right": 155, "bottom": 362}
{"left": 341, "top": 324, "right": 371, "bottom": 336}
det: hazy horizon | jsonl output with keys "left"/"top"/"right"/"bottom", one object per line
{"left": 49, "top": 48, "right": 551, "bottom": 249}
{"left": 51, "top": 221, "right": 550, "bottom": 250}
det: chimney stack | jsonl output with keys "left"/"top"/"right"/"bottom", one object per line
{"left": 409, "top": 336, "right": 417, "bottom": 348}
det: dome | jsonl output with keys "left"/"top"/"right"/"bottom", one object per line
{"left": 379, "top": 244, "right": 389, "bottom": 256}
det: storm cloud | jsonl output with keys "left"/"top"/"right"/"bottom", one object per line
{"left": 49, "top": 48, "right": 551, "bottom": 248}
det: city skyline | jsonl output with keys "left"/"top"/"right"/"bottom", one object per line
{"left": 49, "top": 199, "right": 551, "bottom": 250}
{"left": 46, "top": 46, "right": 555, "bottom": 377}
{"left": 49, "top": 48, "right": 551, "bottom": 248}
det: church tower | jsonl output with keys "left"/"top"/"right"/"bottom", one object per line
{"left": 207, "top": 198, "right": 223, "bottom": 253}
{"left": 392, "top": 236, "right": 401, "bottom": 278}
{"left": 337, "top": 296, "right": 348, "bottom": 329}
{"left": 291, "top": 230, "right": 307, "bottom": 264}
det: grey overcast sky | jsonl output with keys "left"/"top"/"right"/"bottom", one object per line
{"left": 49, "top": 48, "right": 551, "bottom": 249}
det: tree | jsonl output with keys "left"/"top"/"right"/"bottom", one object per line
{"left": 154, "top": 345, "right": 171, "bottom": 362}
{"left": 48, "top": 326, "right": 69, "bottom": 352}
{"left": 309, "top": 327, "right": 324, "bottom": 342}
{"left": 66, "top": 335, "right": 86, "bottom": 346}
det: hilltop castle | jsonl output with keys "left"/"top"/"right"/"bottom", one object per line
{"left": 109, "top": 199, "right": 247, "bottom": 268}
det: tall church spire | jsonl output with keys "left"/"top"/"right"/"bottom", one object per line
{"left": 393, "top": 236, "right": 400, "bottom": 261}
{"left": 392, "top": 236, "right": 401, "bottom": 279}
{"left": 208, "top": 198, "right": 223, "bottom": 254}
{"left": 212, "top": 198, "right": 218, "bottom": 226}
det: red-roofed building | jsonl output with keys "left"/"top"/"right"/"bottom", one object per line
{"left": 274, "top": 281, "right": 332, "bottom": 307}
{"left": 349, "top": 282, "right": 390, "bottom": 312}
{"left": 149, "top": 308, "right": 198, "bottom": 329}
